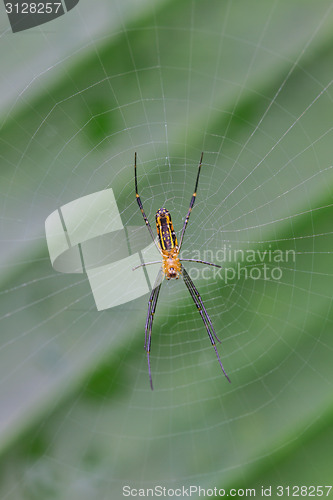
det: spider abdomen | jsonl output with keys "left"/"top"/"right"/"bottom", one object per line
{"left": 156, "top": 208, "right": 178, "bottom": 251}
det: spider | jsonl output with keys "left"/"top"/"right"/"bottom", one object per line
{"left": 134, "top": 152, "right": 230, "bottom": 389}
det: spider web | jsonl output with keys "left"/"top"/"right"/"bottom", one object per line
{"left": 1, "top": 0, "right": 333, "bottom": 498}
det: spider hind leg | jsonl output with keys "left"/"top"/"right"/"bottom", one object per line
{"left": 182, "top": 266, "right": 230, "bottom": 383}
{"left": 144, "top": 268, "right": 163, "bottom": 390}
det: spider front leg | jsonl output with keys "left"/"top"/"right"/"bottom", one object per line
{"left": 134, "top": 152, "right": 161, "bottom": 253}
{"left": 178, "top": 152, "right": 203, "bottom": 250}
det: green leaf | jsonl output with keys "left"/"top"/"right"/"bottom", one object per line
{"left": 1, "top": 0, "right": 333, "bottom": 498}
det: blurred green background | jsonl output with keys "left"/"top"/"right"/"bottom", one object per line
{"left": 1, "top": 0, "right": 333, "bottom": 498}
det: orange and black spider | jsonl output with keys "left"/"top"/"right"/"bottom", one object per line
{"left": 134, "top": 152, "right": 230, "bottom": 389}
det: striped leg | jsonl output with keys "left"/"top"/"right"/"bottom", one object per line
{"left": 180, "top": 259, "right": 222, "bottom": 268}
{"left": 134, "top": 152, "right": 161, "bottom": 253}
{"left": 145, "top": 268, "right": 163, "bottom": 390}
{"left": 178, "top": 152, "right": 203, "bottom": 250}
{"left": 182, "top": 266, "right": 230, "bottom": 383}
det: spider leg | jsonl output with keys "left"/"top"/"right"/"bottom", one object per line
{"left": 132, "top": 261, "right": 161, "bottom": 271}
{"left": 134, "top": 152, "right": 161, "bottom": 254}
{"left": 178, "top": 152, "right": 203, "bottom": 250}
{"left": 145, "top": 267, "right": 163, "bottom": 390}
{"left": 182, "top": 266, "right": 231, "bottom": 383}
{"left": 182, "top": 266, "right": 222, "bottom": 344}
{"left": 180, "top": 259, "right": 222, "bottom": 268}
